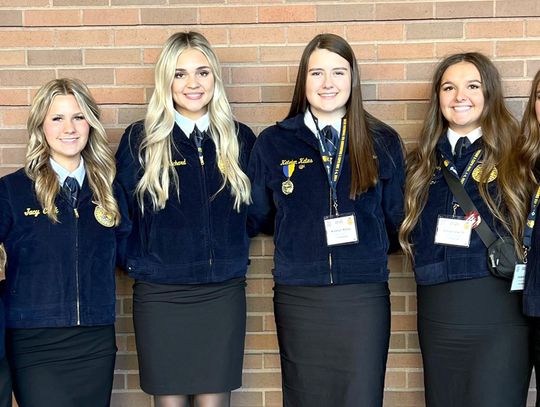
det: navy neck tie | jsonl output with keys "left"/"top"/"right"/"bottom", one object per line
{"left": 190, "top": 125, "right": 206, "bottom": 148}
{"left": 63, "top": 176, "right": 80, "bottom": 208}
{"left": 454, "top": 136, "right": 471, "bottom": 159}
{"left": 321, "top": 125, "right": 339, "bottom": 157}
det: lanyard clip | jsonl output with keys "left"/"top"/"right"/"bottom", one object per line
{"left": 452, "top": 203, "right": 459, "bottom": 217}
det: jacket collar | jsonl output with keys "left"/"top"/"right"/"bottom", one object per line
{"left": 277, "top": 113, "right": 320, "bottom": 151}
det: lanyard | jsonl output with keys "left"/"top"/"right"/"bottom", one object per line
{"left": 441, "top": 149, "right": 482, "bottom": 214}
{"left": 524, "top": 185, "right": 540, "bottom": 252}
{"left": 310, "top": 110, "right": 348, "bottom": 214}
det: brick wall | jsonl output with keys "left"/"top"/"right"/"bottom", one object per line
{"left": 1, "top": 1, "right": 540, "bottom": 406}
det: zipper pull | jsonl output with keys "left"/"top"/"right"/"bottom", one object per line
{"left": 73, "top": 208, "right": 79, "bottom": 218}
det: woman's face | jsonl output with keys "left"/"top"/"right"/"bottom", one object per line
{"left": 438, "top": 61, "right": 485, "bottom": 135}
{"left": 42, "top": 94, "right": 89, "bottom": 172}
{"left": 305, "top": 48, "right": 351, "bottom": 122}
{"left": 171, "top": 48, "right": 215, "bottom": 120}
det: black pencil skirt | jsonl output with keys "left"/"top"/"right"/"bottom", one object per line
{"left": 274, "top": 282, "right": 390, "bottom": 407}
{"left": 417, "top": 276, "right": 531, "bottom": 407}
{"left": 133, "top": 278, "right": 246, "bottom": 395}
{"left": 6, "top": 324, "right": 116, "bottom": 407}
{"left": 0, "top": 357, "right": 11, "bottom": 407}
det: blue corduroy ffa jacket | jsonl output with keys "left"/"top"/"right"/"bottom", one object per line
{"left": 115, "top": 121, "right": 256, "bottom": 284}
{"left": 248, "top": 113, "right": 405, "bottom": 286}
{"left": 412, "top": 136, "right": 508, "bottom": 286}
{"left": 0, "top": 169, "right": 130, "bottom": 329}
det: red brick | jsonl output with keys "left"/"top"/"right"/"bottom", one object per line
{"left": 231, "top": 66, "right": 288, "bottom": 85}
{"left": 245, "top": 333, "right": 279, "bottom": 350}
{"left": 287, "top": 24, "right": 345, "bottom": 44}
{"left": 498, "top": 40, "right": 540, "bottom": 57}
{"left": 24, "top": 9, "right": 82, "bottom": 27}
{"left": 346, "top": 23, "right": 404, "bottom": 42}
{"left": 0, "top": 30, "right": 54, "bottom": 47}
{"left": 407, "top": 21, "right": 463, "bottom": 40}
{"left": 259, "top": 5, "right": 316, "bottom": 23}
{"left": 215, "top": 46, "right": 258, "bottom": 63}
{"left": 466, "top": 21, "right": 524, "bottom": 39}
{"left": 436, "top": 1, "right": 493, "bottom": 18}
{"left": 242, "top": 371, "right": 281, "bottom": 388}
{"left": 0, "top": 10, "right": 22, "bottom": 26}
{"left": 114, "top": 28, "right": 169, "bottom": 46}
{"left": 200, "top": 6, "right": 257, "bottom": 24}
{"left": 83, "top": 8, "right": 140, "bottom": 26}
{"left": 231, "top": 391, "right": 263, "bottom": 407}
{"left": 436, "top": 41, "right": 494, "bottom": 58}
{"left": 376, "top": 2, "right": 434, "bottom": 20}
{"left": 261, "top": 86, "right": 293, "bottom": 103}
{"left": 378, "top": 43, "right": 434, "bottom": 60}
{"left": 361, "top": 63, "right": 405, "bottom": 81}
{"left": 85, "top": 48, "right": 142, "bottom": 65}
{"left": 316, "top": 3, "right": 374, "bottom": 21}
{"left": 496, "top": 0, "right": 540, "bottom": 17}
{"left": 1, "top": 147, "right": 26, "bottom": 165}
{"left": 115, "top": 67, "right": 155, "bottom": 85}
{"left": 28, "top": 49, "right": 82, "bottom": 66}
{"left": 230, "top": 27, "right": 286, "bottom": 45}
{"left": 0, "top": 69, "right": 55, "bottom": 86}
{"left": 379, "top": 82, "right": 430, "bottom": 101}
{"left": 0, "top": 51, "right": 24, "bottom": 67}
{"left": 260, "top": 46, "right": 304, "bottom": 63}
{"left": 56, "top": 29, "right": 113, "bottom": 47}
{"left": 140, "top": 7, "right": 197, "bottom": 25}
{"left": 57, "top": 68, "right": 115, "bottom": 85}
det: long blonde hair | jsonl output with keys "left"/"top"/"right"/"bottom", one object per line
{"left": 25, "top": 78, "right": 120, "bottom": 224}
{"left": 399, "top": 53, "right": 528, "bottom": 258}
{"left": 136, "top": 31, "right": 251, "bottom": 213}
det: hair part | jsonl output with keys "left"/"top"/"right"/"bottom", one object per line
{"left": 25, "top": 78, "right": 120, "bottom": 224}
{"left": 399, "top": 52, "right": 528, "bottom": 258}
{"left": 288, "top": 33, "right": 378, "bottom": 198}
{"left": 137, "top": 31, "right": 251, "bottom": 213}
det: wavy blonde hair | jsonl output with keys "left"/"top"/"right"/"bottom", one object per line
{"left": 399, "top": 53, "right": 528, "bottom": 258}
{"left": 25, "top": 78, "right": 120, "bottom": 225}
{"left": 136, "top": 31, "right": 251, "bottom": 213}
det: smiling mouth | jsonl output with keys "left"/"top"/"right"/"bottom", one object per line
{"left": 184, "top": 93, "right": 204, "bottom": 100}
{"left": 452, "top": 106, "right": 472, "bottom": 112}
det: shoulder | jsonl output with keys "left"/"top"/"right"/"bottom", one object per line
{"left": 121, "top": 120, "right": 145, "bottom": 149}
{"left": 367, "top": 115, "right": 403, "bottom": 157}
{"left": 257, "top": 114, "right": 303, "bottom": 144}
{"left": 235, "top": 121, "right": 257, "bottom": 145}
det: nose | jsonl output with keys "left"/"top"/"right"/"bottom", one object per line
{"left": 186, "top": 73, "right": 200, "bottom": 89}
{"left": 63, "top": 120, "right": 75, "bottom": 134}
{"left": 322, "top": 73, "right": 333, "bottom": 89}
{"left": 455, "top": 87, "right": 467, "bottom": 102}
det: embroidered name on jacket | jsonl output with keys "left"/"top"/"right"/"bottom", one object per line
{"left": 24, "top": 207, "right": 59, "bottom": 217}
{"left": 171, "top": 159, "right": 187, "bottom": 166}
{"left": 279, "top": 157, "right": 313, "bottom": 168}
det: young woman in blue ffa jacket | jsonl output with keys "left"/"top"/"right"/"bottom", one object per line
{"left": 248, "top": 33, "right": 405, "bottom": 407}
{"left": 519, "top": 68, "right": 540, "bottom": 407}
{"left": 1, "top": 78, "right": 128, "bottom": 407}
{"left": 399, "top": 53, "right": 531, "bottom": 407}
{"left": 115, "top": 32, "right": 255, "bottom": 407}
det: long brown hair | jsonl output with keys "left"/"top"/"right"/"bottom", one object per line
{"left": 287, "top": 33, "right": 377, "bottom": 198}
{"left": 399, "top": 52, "right": 528, "bottom": 258}
{"left": 519, "top": 69, "right": 540, "bottom": 184}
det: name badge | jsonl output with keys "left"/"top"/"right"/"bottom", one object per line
{"left": 434, "top": 215, "right": 473, "bottom": 247}
{"left": 323, "top": 213, "right": 359, "bottom": 246}
{"left": 510, "top": 264, "right": 526, "bottom": 291}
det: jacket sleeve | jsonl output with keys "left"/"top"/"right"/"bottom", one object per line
{"left": 377, "top": 129, "right": 406, "bottom": 254}
{"left": 114, "top": 181, "right": 132, "bottom": 270}
{"left": 247, "top": 135, "right": 276, "bottom": 237}
{"left": 115, "top": 122, "right": 143, "bottom": 218}
{"left": 0, "top": 178, "right": 13, "bottom": 244}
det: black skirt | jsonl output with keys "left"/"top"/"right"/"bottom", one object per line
{"left": 0, "top": 357, "right": 11, "bottom": 407}
{"left": 273, "top": 282, "right": 390, "bottom": 407}
{"left": 6, "top": 325, "right": 116, "bottom": 407}
{"left": 133, "top": 277, "right": 246, "bottom": 395}
{"left": 417, "top": 276, "right": 531, "bottom": 407}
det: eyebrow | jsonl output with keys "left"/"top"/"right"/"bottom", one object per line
{"left": 440, "top": 79, "right": 482, "bottom": 86}
{"left": 308, "top": 67, "right": 349, "bottom": 72}
{"left": 175, "top": 66, "right": 211, "bottom": 72}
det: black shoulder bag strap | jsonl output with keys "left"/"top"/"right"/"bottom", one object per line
{"left": 441, "top": 164, "right": 498, "bottom": 248}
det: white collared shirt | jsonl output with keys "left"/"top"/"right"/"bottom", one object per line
{"left": 174, "top": 111, "right": 210, "bottom": 138}
{"left": 447, "top": 127, "right": 482, "bottom": 155}
{"left": 50, "top": 157, "right": 86, "bottom": 187}
{"left": 304, "top": 110, "right": 341, "bottom": 138}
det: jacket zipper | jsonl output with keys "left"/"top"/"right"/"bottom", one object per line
{"left": 198, "top": 143, "right": 214, "bottom": 273}
{"left": 74, "top": 207, "right": 81, "bottom": 325}
{"left": 328, "top": 187, "right": 334, "bottom": 284}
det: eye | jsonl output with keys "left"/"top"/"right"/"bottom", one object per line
{"left": 441, "top": 85, "right": 454, "bottom": 92}
{"left": 333, "top": 70, "right": 346, "bottom": 76}
{"left": 536, "top": 93, "right": 540, "bottom": 100}
{"left": 310, "top": 71, "right": 322, "bottom": 77}
{"left": 198, "top": 70, "right": 211, "bottom": 77}
{"left": 74, "top": 115, "right": 86, "bottom": 121}
{"left": 174, "top": 72, "right": 186, "bottom": 79}
{"left": 51, "top": 116, "right": 62, "bottom": 121}
{"left": 468, "top": 83, "right": 481, "bottom": 90}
